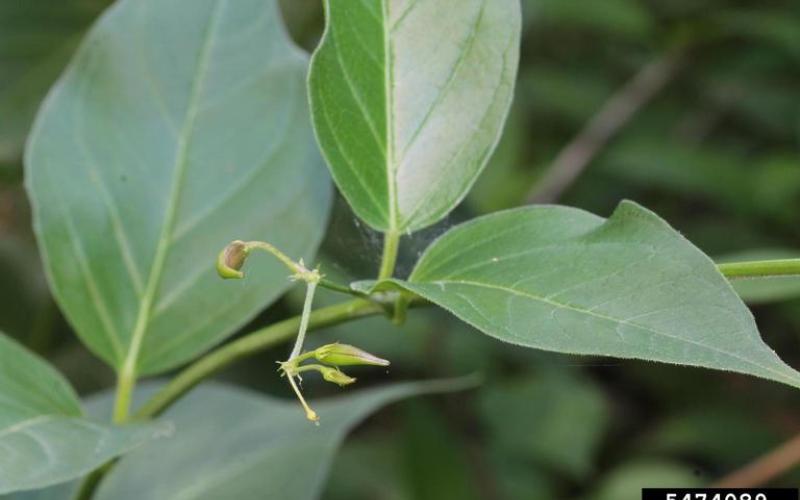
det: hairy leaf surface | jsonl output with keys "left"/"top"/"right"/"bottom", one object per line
{"left": 375, "top": 201, "right": 800, "bottom": 388}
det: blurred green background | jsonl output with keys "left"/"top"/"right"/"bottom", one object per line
{"left": 1, "top": 0, "right": 799, "bottom": 498}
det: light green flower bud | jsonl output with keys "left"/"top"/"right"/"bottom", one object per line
{"left": 320, "top": 366, "right": 356, "bottom": 386}
{"left": 313, "top": 343, "right": 390, "bottom": 367}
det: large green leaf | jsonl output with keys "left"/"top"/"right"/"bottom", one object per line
{"left": 479, "top": 371, "right": 609, "bottom": 479}
{"left": 26, "top": 0, "right": 331, "bottom": 375}
{"left": 308, "top": 0, "right": 521, "bottom": 233}
{"left": 372, "top": 201, "right": 800, "bottom": 389}
{"left": 92, "top": 381, "right": 466, "bottom": 500}
{"left": 0, "top": 333, "right": 166, "bottom": 494}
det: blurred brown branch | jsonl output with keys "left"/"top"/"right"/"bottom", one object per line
{"left": 526, "top": 51, "right": 684, "bottom": 204}
{"left": 713, "top": 432, "right": 800, "bottom": 487}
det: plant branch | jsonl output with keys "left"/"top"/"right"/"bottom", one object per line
{"left": 72, "top": 462, "right": 112, "bottom": 500}
{"left": 717, "top": 259, "right": 800, "bottom": 279}
{"left": 713, "top": 431, "right": 800, "bottom": 487}
{"left": 526, "top": 51, "right": 683, "bottom": 204}
{"left": 133, "top": 299, "right": 384, "bottom": 419}
{"left": 112, "top": 370, "right": 136, "bottom": 424}
{"left": 281, "top": 277, "right": 322, "bottom": 421}
{"left": 378, "top": 230, "right": 401, "bottom": 280}
{"left": 288, "top": 280, "right": 318, "bottom": 359}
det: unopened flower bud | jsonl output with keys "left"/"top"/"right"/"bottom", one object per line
{"left": 217, "top": 240, "right": 249, "bottom": 279}
{"left": 313, "top": 343, "right": 390, "bottom": 367}
{"left": 320, "top": 366, "right": 356, "bottom": 386}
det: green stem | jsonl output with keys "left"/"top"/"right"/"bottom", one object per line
{"left": 134, "top": 299, "right": 383, "bottom": 419}
{"left": 281, "top": 278, "right": 322, "bottom": 421}
{"left": 285, "top": 365, "right": 318, "bottom": 422}
{"left": 718, "top": 259, "right": 800, "bottom": 279}
{"left": 293, "top": 364, "right": 329, "bottom": 374}
{"left": 318, "top": 278, "right": 365, "bottom": 297}
{"left": 245, "top": 241, "right": 302, "bottom": 273}
{"left": 112, "top": 372, "right": 135, "bottom": 424}
{"left": 289, "top": 281, "right": 318, "bottom": 359}
{"left": 378, "top": 230, "right": 400, "bottom": 280}
{"left": 242, "top": 240, "right": 362, "bottom": 297}
{"left": 72, "top": 462, "right": 112, "bottom": 500}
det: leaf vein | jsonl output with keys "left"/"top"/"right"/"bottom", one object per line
{"left": 437, "top": 279, "right": 796, "bottom": 384}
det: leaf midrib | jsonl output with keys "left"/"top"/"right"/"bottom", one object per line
{"left": 383, "top": 0, "right": 489, "bottom": 231}
{"left": 419, "top": 278, "right": 800, "bottom": 387}
{"left": 119, "top": 0, "right": 225, "bottom": 377}
{"left": 381, "top": 0, "right": 398, "bottom": 232}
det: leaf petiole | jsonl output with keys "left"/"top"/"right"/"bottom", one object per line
{"left": 718, "top": 258, "right": 800, "bottom": 279}
{"left": 377, "top": 230, "right": 400, "bottom": 280}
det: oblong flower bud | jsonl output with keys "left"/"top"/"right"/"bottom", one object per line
{"left": 217, "top": 240, "right": 249, "bottom": 279}
{"left": 320, "top": 366, "right": 356, "bottom": 386}
{"left": 313, "top": 343, "right": 390, "bottom": 367}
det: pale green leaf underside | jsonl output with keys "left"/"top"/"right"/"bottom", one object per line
{"left": 309, "top": 0, "right": 521, "bottom": 232}
{"left": 26, "top": 0, "right": 331, "bottom": 375}
{"left": 93, "top": 380, "right": 465, "bottom": 500}
{"left": 378, "top": 201, "right": 800, "bottom": 389}
{"left": 0, "top": 334, "right": 165, "bottom": 494}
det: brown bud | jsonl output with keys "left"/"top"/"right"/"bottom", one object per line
{"left": 217, "top": 240, "right": 249, "bottom": 279}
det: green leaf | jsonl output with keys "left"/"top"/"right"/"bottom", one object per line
{"left": 374, "top": 201, "right": 800, "bottom": 389}
{"left": 643, "top": 408, "right": 782, "bottom": 467}
{"left": 0, "top": 333, "right": 166, "bottom": 494}
{"left": 593, "top": 461, "right": 702, "bottom": 500}
{"left": 323, "top": 437, "right": 411, "bottom": 500}
{"left": 400, "top": 402, "right": 480, "bottom": 500}
{"left": 26, "top": 0, "right": 331, "bottom": 375}
{"left": 308, "top": 0, "right": 521, "bottom": 233}
{"left": 479, "top": 371, "right": 609, "bottom": 479}
{"left": 93, "top": 380, "right": 469, "bottom": 500}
